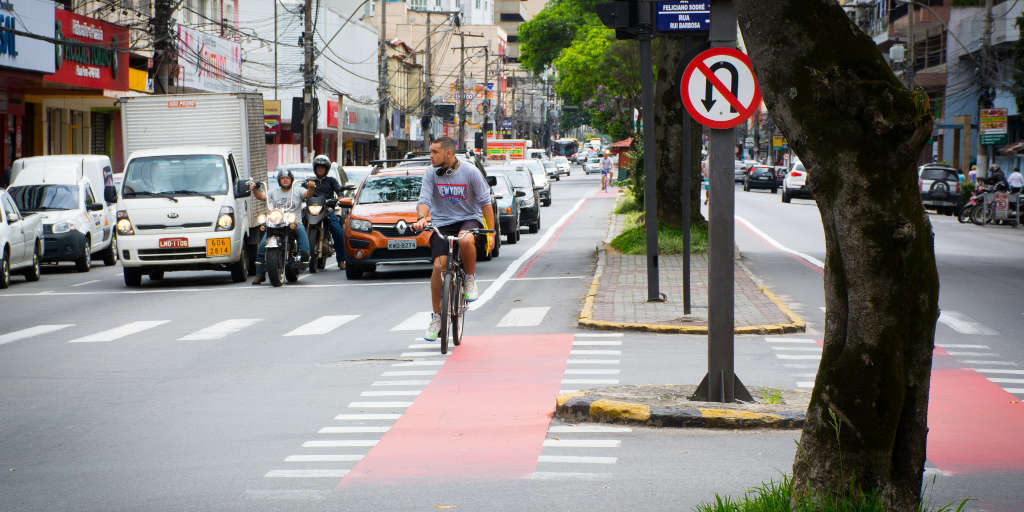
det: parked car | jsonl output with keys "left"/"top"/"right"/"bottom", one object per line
{"left": 781, "top": 161, "right": 812, "bottom": 203}
{"left": 523, "top": 160, "right": 552, "bottom": 206}
{"left": 9, "top": 155, "right": 119, "bottom": 270}
{"left": 585, "top": 157, "right": 602, "bottom": 175}
{"left": 743, "top": 165, "right": 779, "bottom": 193}
{"left": 491, "top": 174, "right": 524, "bottom": 244}
{"left": 488, "top": 166, "right": 541, "bottom": 233}
{"left": 0, "top": 188, "right": 44, "bottom": 287}
{"left": 552, "top": 156, "right": 571, "bottom": 176}
{"left": 918, "top": 165, "right": 962, "bottom": 215}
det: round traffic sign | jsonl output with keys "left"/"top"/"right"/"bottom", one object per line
{"left": 680, "top": 47, "right": 761, "bottom": 130}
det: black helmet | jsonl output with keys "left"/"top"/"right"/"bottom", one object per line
{"left": 276, "top": 168, "right": 294, "bottom": 186}
{"left": 313, "top": 154, "right": 331, "bottom": 175}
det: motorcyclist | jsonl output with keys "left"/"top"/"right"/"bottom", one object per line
{"left": 304, "top": 154, "right": 347, "bottom": 270}
{"left": 250, "top": 168, "right": 312, "bottom": 285}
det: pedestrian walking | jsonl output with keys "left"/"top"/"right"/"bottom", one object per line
{"left": 968, "top": 164, "right": 977, "bottom": 183}
{"left": 600, "top": 152, "right": 613, "bottom": 191}
{"left": 1008, "top": 168, "right": 1024, "bottom": 194}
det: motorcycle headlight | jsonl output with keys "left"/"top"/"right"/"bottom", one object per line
{"left": 307, "top": 205, "right": 322, "bottom": 216}
{"left": 52, "top": 221, "right": 75, "bottom": 234}
{"left": 268, "top": 209, "right": 284, "bottom": 225}
{"left": 257, "top": 214, "right": 267, "bottom": 225}
{"left": 284, "top": 212, "right": 297, "bottom": 224}
{"left": 350, "top": 218, "right": 372, "bottom": 233}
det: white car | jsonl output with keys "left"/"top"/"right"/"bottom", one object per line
{"left": 0, "top": 188, "right": 43, "bottom": 287}
{"left": 781, "top": 161, "right": 812, "bottom": 203}
{"left": 552, "top": 156, "right": 571, "bottom": 176}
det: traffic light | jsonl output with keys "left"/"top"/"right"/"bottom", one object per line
{"left": 596, "top": 0, "right": 641, "bottom": 40}
{"left": 474, "top": 131, "right": 484, "bottom": 150}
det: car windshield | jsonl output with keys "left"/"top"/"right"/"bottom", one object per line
{"left": 8, "top": 184, "right": 78, "bottom": 211}
{"left": 397, "top": 159, "right": 431, "bottom": 168}
{"left": 752, "top": 167, "right": 773, "bottom": 176}
{"left": 357, "top": 175, "right": 423, "bottom": 204}
{"left": 492, "top": 176, "right": 513, "bottom": 198}
{"left": 554, "top": 157, "right": 567, "bottom": 164}
{"left": 589, "top": 158, "right": 601, "bottom": 164}
{"left": 921, "top": 168, "right": 956, "bottom": 180}
{"left": 123, "top": 155, "right": 227, "bottom": 196}
{"left": 543, "top": 162, "right": 556, "bottom": 169}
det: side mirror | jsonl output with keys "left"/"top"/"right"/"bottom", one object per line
{"left": 87, "top": 203, "right": 104, "bottom": 212}
{"left": 515, "top": 190, "right": 527, "bottom": 198}
{"left": 104, "top": 185, "right": 117, "bottom": 203}
{"left": 338, "top": 198, "right": 354, "bottom": 208}
{"left": 7, "top": 213, "right": 19, "bottom": 223}
{"left": 493, "top": 194, "right": 504, "bottom": 200}
{"left": 486, "top": 175, "right": 498, "bottom": 187}
{"left": 235, "top": 181, "right": 252, "bottom": 198}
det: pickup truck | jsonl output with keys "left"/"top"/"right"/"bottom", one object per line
{"left": 0, "top": 188, "right": 44, "bottom": 288}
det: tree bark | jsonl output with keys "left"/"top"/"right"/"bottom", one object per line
{"left": 653, "top": 36, "right": 708, "bottom": 229}
{"left": 734, "top": 2, "right": 939, "bottom": 510}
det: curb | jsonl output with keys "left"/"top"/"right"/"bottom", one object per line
{"left": 555, "top": 392, "right": 805, "bottom": 429}
{"left": 577, "top": 246, "right": 806, "bottom": 335}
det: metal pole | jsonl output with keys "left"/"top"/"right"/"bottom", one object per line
{"left": 378, "top": 0, "right": 388, "bottom": 160}
{"left": 681, "top": 37, "right": 692, "bottom": 316}
{"left": 303, "top": 0, "right": 314, "bottom": 161}
{"left": 424, "top": 12, "right": 432, "bottom": 151}
{"left": 459, "top": 31, "right": 466, "bottom": 151}
{"left": 274, "top": 0, "right": 278, "bottom": 100}
{"left": 483, "top": 46, "right": 489, "bottom": 156}
{"left": 638, "top": 3, "right": 660, "bottom": 303}
{"left": 907, "top": 0, "right": 915, "bottom": 89}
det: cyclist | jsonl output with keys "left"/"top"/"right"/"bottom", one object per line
{"left": 412, "top": 136, "right": 495, "bottom": 341}
{"left": 250, "top": 168, "right": 312, "bottom": 285}
{"left": 600, "top": 152, "right": 613, "bottom": 191}
{"left": 303, "top": 154, "right": 347, "bottom": 270}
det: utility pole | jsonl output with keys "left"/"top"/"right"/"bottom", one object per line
{"left": 423, "top": 12, "right": 431, "bottom": 151}
{"left": 378, "top": 0, "right": 388, "bottom": 160}
{"left": 978, "top": 0, "right": 995, "bottom": 177}
{"left": 454, "top": 32, "right": 485, "bottom": 151}
{"left": 496, "top": 55, "right": 503, "bottom": 140}
{"left": 152, "top": 0, "right": 173, "bottom": 94}
{"left": 302, "top": 0, "right": 315, "bottom": 161}
{"left": 482, "top": 46, "right": 489, "bottom": 156}
{"left": 274, "top": 0, "right": 278, "bottom": 100}
{"left": 906, "top": 0, "right": 915, "bottom": 89}
{"left": 529, "top": 83, "right": 535, "bottom": 146}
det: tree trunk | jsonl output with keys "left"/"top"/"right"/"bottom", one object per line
{"left": 734, "top": 2, "right": 939, "bottom": 510}
{"left": 653, "top": 36, "right": 708, "bottom": 229}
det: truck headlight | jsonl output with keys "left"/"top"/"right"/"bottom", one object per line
{"left": 216, "top": 206, "right": 235, "bottom": 231}
{"left": 350, "top": 218, "right": 372, "bottom": 233}
{"left": 116, "top": 210, "right": 134, "bottom": 235}
{"left": 52, "top": 221, "right": 75, "bottom": 234}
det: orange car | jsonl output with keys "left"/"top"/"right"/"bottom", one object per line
{"left": 339, "top": 167, "right": 499, "bottom": 280}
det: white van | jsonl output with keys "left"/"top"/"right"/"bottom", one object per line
{"left": 8, "top": 155, "right": 119, "bottom": 271}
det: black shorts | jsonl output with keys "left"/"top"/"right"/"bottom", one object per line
{"left": 430, "top": 220, "right": 482, "bottom": 260}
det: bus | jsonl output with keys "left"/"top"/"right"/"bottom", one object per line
{"left": 552, "top": 139, "right": 579, "bottom": 158}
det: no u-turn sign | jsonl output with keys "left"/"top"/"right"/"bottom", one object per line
{"left": 681, "top": 47, "right": 761, "bottom": 129}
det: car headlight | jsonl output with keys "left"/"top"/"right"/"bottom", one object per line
{"left": 350, "top": 218, "right": 372, "bottom": 233}
{"left": 267, "top": 209, "right": 284, "bottom": 225}
{"left": 116, "top": 210, "right": 134, "bottom": 235}
{"left": 284, "top": 212, "right": 296, "bottom": 224}
{"left": 307, "top": 204, "right": 322, "bottom": 216}
{"left": 257, "top": 214, "right": 267, "bottom": 225}
{"left": 52, "top": 221, "right": 74, "bottom": 234}
{"left": 216, "top": 206, "right": 235, "bottom": 231}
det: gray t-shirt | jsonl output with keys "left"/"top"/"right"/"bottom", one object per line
{"left": 417, "top": 161, "right": 492, "bottom": 228}
{"left": 268, "top": 186, "right": 304, "bottom": 216}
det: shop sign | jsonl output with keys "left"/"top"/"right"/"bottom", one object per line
{"left": 176, "top": 25, "right": 242, "bottom": 92}
{"left": 264, "top": 99, "right": 281, "bottom": 135}
{"left": 0, "top": 0, "right": 55, "bottom": 74}
{"left": 44, "top": 9, "right": 129, "bottom": 90}
{"left": 980, "top": 108, "right": 1008, "bottom": 146}
{"left": 327, "top": 99, "right": 339, "bottom": 128}
{"left": 128, "top": 67, "right": 152, "bottom": 92}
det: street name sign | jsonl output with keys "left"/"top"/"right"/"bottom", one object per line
{"left": 680, "top": 47, "right": 761, "bottom": 130}
{"left": 656, "top": 1, "right": 710, "bottom": 32}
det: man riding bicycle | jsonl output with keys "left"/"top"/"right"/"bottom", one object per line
{"left": 304, "top": 154, "right": 347, "bottom": 270}
{"left": 412, "top": 137, "right": 495, "bottom": 341}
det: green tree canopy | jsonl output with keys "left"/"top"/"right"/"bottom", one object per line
{"left": 518, "top": 0, "right": 605, "bottom": 75}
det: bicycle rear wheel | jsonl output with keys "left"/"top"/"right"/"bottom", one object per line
{"left": 439, "top": 272, "right": 452, "bottom": 354}
{"left": 452, "top": 273, "right": 465, "bottom": 346}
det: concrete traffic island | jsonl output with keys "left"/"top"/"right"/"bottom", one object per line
{"left": 556, "top": 385, "right": 808, "bottom": 429}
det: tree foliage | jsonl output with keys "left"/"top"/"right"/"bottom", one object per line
{"left": 518, "top": 0, "right": 605, "bottom": 75}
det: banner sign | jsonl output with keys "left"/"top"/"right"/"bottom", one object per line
{"left": 327, "top": 99, "right": 339, "bottom": 128}
{"left": 45, "top": 9, "right": 129, "bottom": 90}
{"left": 980, "top": 108, "right": 1008, "bottom": 146}
{"left": 264, "top": 99, "right": 281, "bottom": 135}
{"left": 0, "top": 0, "right": 55, "bottom": 74}
{"left": 176, "top": 24, "right": 242, "bottom": 92}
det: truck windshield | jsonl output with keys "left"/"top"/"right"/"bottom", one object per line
{"left": 123, "top": 155, "right": 228, "bottom": 197}
{"left": 8, "top": 185, "right": 79, "bottom": 212}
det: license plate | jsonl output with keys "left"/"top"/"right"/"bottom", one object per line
{"left": 205, "top": 237, "right": 232, "bottom": 256}
{"left": 159, "top": 237, "right": 189, "bottom": 249}
{"left": 265, "top": 236, "right": 280, "bottom": 249}
{"left": 387, "top": 239, "right": 417, "bottom": 250}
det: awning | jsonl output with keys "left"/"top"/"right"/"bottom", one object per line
{"left": 999, "top": 140, "right": 1024, "bottom": 155}
{"left": 610, "top": 137, "right": 634, "bottom": 150}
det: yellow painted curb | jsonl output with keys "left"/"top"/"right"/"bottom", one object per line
{"left": 589, "top": 399, "right": 652, "bottom": 422}
{"left": 556, "top": 391, "right": 586, "bottom": 408}
{"left": 699, "top": 408, "right": 783, "bottom": 422}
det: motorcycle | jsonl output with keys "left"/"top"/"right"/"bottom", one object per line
{"left": 303, "top": 195, "right": 337, "bottom": 273}
{"left": 957, "top": 184, "right": 988, "bottom": 224}
{"left": 258, "top": 209, "right": 305, "bottom": 286}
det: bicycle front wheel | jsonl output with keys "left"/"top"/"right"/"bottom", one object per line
{"left": 451, "top": 273, "right": 465, "bottom": 346}
{"left": 439, "top": 272, "right": 452, "bottom": 354}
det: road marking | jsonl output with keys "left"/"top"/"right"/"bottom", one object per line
{"left": 735, "top": 215, "right": 825, "bottom": 269}
{"left": 938, "top": 311, "right": 999, "bottom": 336}
{"left": 574, "top": 333, "right": 624, "bottom": 338}
{"left": 392, "top": 360, "right": 444, "bottom": 367}
{"left": 360, "top": 390, "right": 421, "bottom": 397}
{"left": 70, "top": 280, "right": 100, "bottom": 288}
{"left": 1004, "top": 388, "right": 1024, "bottom": 393}
{"left": 470, "top": 195, "right": 591, "bottom": 311}
{"left": 301, "top": 440, "right": 378, "bottom": 448}
{"left": 792, "top": 373, "right": 817, "bottom": 378}
{"left": 543, "top": 439, "right": 621, "bottom": 448}
{"left": 265, "top": 470, "right": 350, "bottom": 478}
{"left": 284, "top": 315, "right": 359, "bottom": 336}
{"left": 797, "top": 381, "right": 814, "bottom": 388}
{"left": 284, "top": 455, "right": 364, "bottom": 462}
{"left": 408, "top": 343, "right": 441, "bottom": 349}
{"left": 548, "top": 425, "right": 632, "bottom": 433}
{"left": 537, "top": 456, "right": 618, "bottom": 464}
{"left": 989, "top": 378, "right": 1024, "bottom": 384}
{"left": 937, "top": 344, "right": 990, "bottom": 349}
{"left": 775, "top": 354, "right": 821, "bottom": 360}
{"left": 496, "top": 307, "right": 551, "bottom": 327}
{"left": 317, "top": 426, "right": 391, "bottom": 434}
{"left": 570, "top": 349, "right": 622, "bottom": 355}
{"left": 972, "top": 369, "right": 1024, "bottom": 375}
{"left": 564, "top": 369, "right": 620, "bottom": 375}
{"left": 399, "top": 352, "right": 442, "bottom": 358}
{"left": 179, "top": 319, "right": 261, "bottom": 341}
{"left": 68, "top": 320, "right": 170, "bottom": 343}
{"left": 372, "top": 380, "right": 431, "bottom": 386}
{"left": 770, "top": 346, "right": 822, "bottom": 352}
{"left": 783, "top": 363, "right": 819, "bottom": 368}
{"left": 391, "top": 311, "right": 433, "bottom": 331}
{"left": 380, "top": 370, "right": 437, "bottom": 376}
{"left": 347, "top": 401, "right": 413, "bottom": 408}
{"left": 765, "top": 338, "right": 818, "bottom": 344}
{"left": 567, "top": 359, "right": 620, "bottom": 365}
{"left": 334, "top": 413, "right": 401, "bottom": 420}
{"left": 530, "top": 471, "right": 613, "bottom": 480}
{"left": 0, "top": 324, "right": 74, "bottom": 346}
{"left": 946, "top": 352, "right": 999, "bottom": 357}
{"left": 562, "top": 378, "right": 619, "bottom": 384}
{"left": 963, "top": 360, "right": 1017, "bottom": 366}
{"left": 572, "top": 340, "right": 622, "bottom": 346}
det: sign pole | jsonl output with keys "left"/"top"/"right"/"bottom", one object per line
{"left": 639, "top": 2, "right": 661, "bottom": 303}
{"left": 681, "top": 36, "right": 692, "bottom": 316}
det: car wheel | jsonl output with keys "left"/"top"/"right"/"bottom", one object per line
{"left": 529, "top": 217, "right": 540, "bottom": 234}
{"left": 771, "top": 188, "right": 778, "bottom": 194}
{"left": 74, "top": 237, "right": 92, "bottom": 272}
{"left": 24, "top": 244, "right": 41, "bottom": 282}
{"left": 0, "top": 248, "right": 10, "bottom": 289}
{"left": 150, "top": 271, "right": 164, "bottom": 281}
{"left": 123, "top": 268, "right": 142, "bottom": 287}
{"left": 101, "top": 238, "right": 117, "bottom": 266}
{"left": 782, "top": 190, "right": 792, "bottom": 203}
{"left": 230, "top": 246, "right": 249, "bottom": 283}
{"left": 345, "top": 261, "right": 363, "bottom": 280}
{"left": 506, "top": 229, "right": 517, "bottom": 245}
{"left": 743, "top": 181, "right": 750, "bottom": 192}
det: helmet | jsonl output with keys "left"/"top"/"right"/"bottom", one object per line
{"left": 312, "top": 154, "right": 331, "bottom": 175}
{"left": 276, "top": 168, "right": 294, "bottom": 186}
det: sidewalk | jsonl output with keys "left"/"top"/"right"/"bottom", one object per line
{"left": 578, "top": 192, "right": 804, "bottom": 334}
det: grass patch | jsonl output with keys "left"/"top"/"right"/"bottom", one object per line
{"left": 695, "top": 476, "right": 970, "bottom": 512}
{"left": 758, "top": 387, "right": 785, "bottom": 405}
{"left": 613, "top": 192, "right": 643, "bottom": 214}
{"left": 609, "top": 211, "right": 708, "bottom": 255}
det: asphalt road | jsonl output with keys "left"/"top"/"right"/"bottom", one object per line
{"left": 1, "top": 174, "right": 1021, "bottom": 511}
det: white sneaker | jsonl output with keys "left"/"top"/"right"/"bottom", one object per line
{"left": 464, "top": 275, "right": 479, "bottom": 302}
{"left": 424, "top": 313, "right": 441, "bottom": 341}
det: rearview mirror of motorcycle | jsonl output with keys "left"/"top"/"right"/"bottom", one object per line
{"left": 338, "top": 198, "right": 353, "bottom": 208}
{"left": 486, "top": 176, "right": 498, "bottom": 187}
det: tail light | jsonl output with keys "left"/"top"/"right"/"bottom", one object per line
{"left": 791, "top": 171, "right": 804, "bottom": 177}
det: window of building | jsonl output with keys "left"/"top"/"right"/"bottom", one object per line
{"left": 70, "top": 110, "right": 88, "bottom": 154}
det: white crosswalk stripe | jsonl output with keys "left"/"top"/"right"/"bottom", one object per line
{"left": 567, "top": 359, "right": 620, "bottom": 365}
{"left": 497, "top": 307, "right": 551, "bottom": 327}
{"left": 548, "top": 425, "right": 632, "bottom": 433}
{"left": 989, "top": 378, "right": 1024, "bottom": 384}
{"left": 317, "top": 426, "right": 390, "bottom": 434}
{"left": 770, "top": 346, "right": 822, "bottom": 352}
{"left": 348, "top": 401, "right": 413, "bottom": 408}
{"left": 301, "top": 440, "right": 378, "bottom": 448}
{"left": 537, "top": 455, "right": 618, "bottom": 464}
{"left": 391, "top": 311, "right": 433, "bottom": 331}
{"left": 530, "top": 471, "right": 613, "bottom": 480}
{"left": 179, "top": 319, "right": 261, "bottom": 341}
{"left": 284, "top": 315, "right": 359, "bottom": 336}
{"left": 360, "top": 390, "right": 421, "bottom": 397}
{"left": 0, "top": 324, "right": 74, "bottom": 346}
{"left": 973, "top": 369, "right": 1024, "bottom": 375}
{"left": 564, "top": 369, "right": 620, "bottom": 375}
{"left": 372, "top": 380, "right": 431, "bottom": 386}
{"left": 562, "top": 378, "right": 619, "bottom": 384}
{"left": 380, "top": 370, "right": 437, "bottom": 376}
{"left": 938, "top": 311, "right": 999, "bottom": 335}
{"left": 68, "top": 321, "right": 170, "bottom": 343}
{"left": 265, "top": 470, "right": 350, "bottom": 478}
{"left": 570, "top": 349, "right": 622, "bottom": 356}
{"left": 573, "top": 333, "right": 624, "bottom": 338}
{"left": 572, "top": 341, "right": 622, "bottom": 346}
{"left": 543, "top": 439, "right": 621, "bottom": 448}
{"left": 765, "top": 337, "right": 818, "bottom": 344}
{"left": 775, "top": 354, "right": 821, "bottom": 360}
{"left": 284, "top": 455, "right": 364, "bottom": 462}
{"left": 334, "top": 413, "right": 401, "bottom": 421}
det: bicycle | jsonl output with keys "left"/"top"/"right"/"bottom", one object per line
{"left": 421, "top": 224, "right": 493, "bottom": 354}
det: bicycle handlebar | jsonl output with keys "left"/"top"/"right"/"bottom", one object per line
{"left": 417, "top": 223, "right": 494, "bottom": 240}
